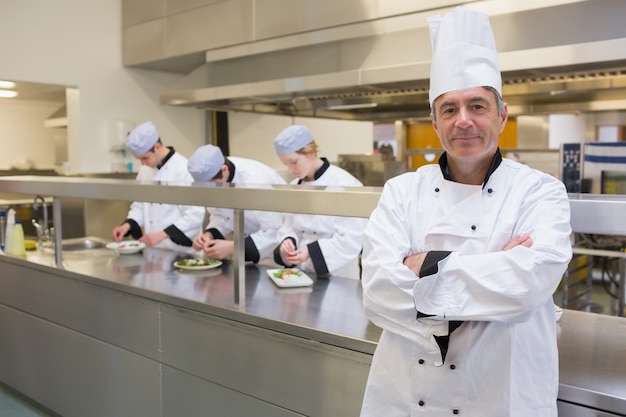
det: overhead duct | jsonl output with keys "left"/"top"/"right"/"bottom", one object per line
{"left": 161, "top": 0, "right": 626, "bottom": 122}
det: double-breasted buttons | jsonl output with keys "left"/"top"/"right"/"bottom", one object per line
{"left": 453, "top": 409, "right": 460, "bottom": 414}
{"left": 418, "top": 400, "right": 425, "bottom": 407}
{"left": 418, "top": 359, "right": 425, "bottom": 364}
{"left": 487, "top": 188, "right": 493, "bottom": 193}
{"left": 471, "top": 225, "right": 477, "bottom": 231}
{"left": 450, "top": 364, "right": 456, "bottom": 370}
{"left": 435, "top": 187, "right": 440, "bottom": 192}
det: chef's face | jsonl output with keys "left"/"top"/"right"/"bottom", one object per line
{"left": 431, "top": 86, "right": 507, "bottom": 167}
{"left": 136, "top": 144, "right": 160, "bottom": 168}
{"left": 278, "top": 151, "right": 316, "bottom": 180}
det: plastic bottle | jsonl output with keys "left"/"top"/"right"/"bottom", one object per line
{"left": 7, "top": 220, "right": 25, "bottom": 257}
{"left": 5, "top": 208, "right": 15, "bottom": 253}
{"left": 0, "top": 210, "right": 6, "bottom": 251}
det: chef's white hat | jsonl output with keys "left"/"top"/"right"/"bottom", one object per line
{"left": 274, "top": 125, "right": 313, "bottom": 155}
{"left": 126, "top": 121, "right": 160, "bottom": 157}
{"left": 187, "top": 144, "right": 225, "bottom": 182}
{"left": 428, "top": 7, "right": 502, "bottom": 108}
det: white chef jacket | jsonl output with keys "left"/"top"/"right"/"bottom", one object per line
{"left": 360, "top": 155, "right": 572, "bottom": 417}
{"left": 126, "top": 150, "right": 205, "bottom": 253}
{"left": 275, "top": 159, "right": 367, "bottom": 279}
{"left": 205, "top": 157, "right": 286, "bottom": 263}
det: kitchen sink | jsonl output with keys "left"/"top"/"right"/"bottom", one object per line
{"left": 61, "top": 237, "right": 108, "bottom": 251}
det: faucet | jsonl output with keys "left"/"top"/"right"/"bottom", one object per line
{"left": 32, "top": 195, "right": 51, "bottom": 247}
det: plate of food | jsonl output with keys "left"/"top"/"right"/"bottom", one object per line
{"left": 106, "top": 240, "right": 145, "bottom": 254}
{"left": 173, "top": 258, "right": 223, "bottom": 271}
{"left": 267, "top": 268, "right": 314, "bottom": 288}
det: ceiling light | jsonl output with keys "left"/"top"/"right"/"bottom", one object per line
{"left": 0, "top": 80, "right": 16, "bottom": 89}
{"left": 0, "top": 90, "right": 18, "bottom": 98}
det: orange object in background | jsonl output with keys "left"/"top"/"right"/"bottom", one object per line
{"left": 405, "top": 118, "right": 518, "bottom": 170}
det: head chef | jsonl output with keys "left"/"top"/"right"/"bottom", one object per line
{"left": 428, "top": 6, "right": 508, "bottom": 184}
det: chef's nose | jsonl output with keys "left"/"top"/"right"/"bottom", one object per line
{"left": 455, "top": 107, "right": 473, "bottom": 128}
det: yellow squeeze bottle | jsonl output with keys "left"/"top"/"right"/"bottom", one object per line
{"left": 7, "top": 220, "right": 26, "bottom": 257}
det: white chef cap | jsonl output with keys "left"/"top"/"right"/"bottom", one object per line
{"left": 274, "top": 125, "right": 313, "bottom": 155}
{"left": 428, "top": 7, "right": 502, "bottom": 108}
{"left": 126, "top": 121, "right": 160, "bottom": 157}
{"left": 187, "top": 144, "right": 225, "bottom": 182}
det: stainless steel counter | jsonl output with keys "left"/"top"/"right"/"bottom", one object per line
{"left": 9, "top": 245, "right": 626, "bottom": 415}
{"left": 21, "top": 245, "right": 380, "bottom": 353}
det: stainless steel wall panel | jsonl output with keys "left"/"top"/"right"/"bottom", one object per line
{"left": 376, "top": 0, "right": 476, "bottom": 18}
{"left": 165, "top": 0, "right": 254, "bottom": 57}
{"left": 162, "top": 365, "right": 306, "bottom": 417}
{"left": 160, "top": 305, "right": 371, "bottom": 417}
{"left": 255, "top": 0, "right": 378, "bottom": 40}
{"left": 166, "top": 0, "right": 225, "bottom": 15}
{"left": 122, "top": 0, "right": 166, "bottom": 27}
{"left": 0, "top": 261, "right": 160, "bottom": 359}
{"left": 0, "top": 304, "right": 161, "bottom": 417}
{"left": 123, "top": 20, "right": 166, "bottom": 65}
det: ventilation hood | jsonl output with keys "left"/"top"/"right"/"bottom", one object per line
{"left": 161, "top": 0, "right": 626, "bottom": 122}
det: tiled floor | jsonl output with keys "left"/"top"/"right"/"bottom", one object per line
{"left": 0, "top": 385, "right": 57, "bottom": 417}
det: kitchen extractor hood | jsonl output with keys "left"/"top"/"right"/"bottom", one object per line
{"left": 160, "top": 0, "right": 626, "bottom": 122}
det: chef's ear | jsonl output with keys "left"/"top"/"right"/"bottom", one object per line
{"left": 430, "top": 111, "right": 437, "bottom": 130}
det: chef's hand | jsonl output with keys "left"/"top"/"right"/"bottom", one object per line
{"left": 502, "top": 234, "right": 533, "bottom": 251}
{"left": 403, "top": 252, "right": 427, "bottom": 275}
{"left": 279, "top": 239, "right": 296, "bottom": 255}
{"left": 139, "top": 230, "right": 168, "bottom": 247}
{"left": 112, "top": 223, "right": 130, "bottom": 242}
{"left": 203, "top": 239, "right": 234, "bottom": 260}
{"left": 285, "top": 246, "right": 310, "bottom": 266}
{"left": 193, "top": 231, "right": 212, "bottom": 251}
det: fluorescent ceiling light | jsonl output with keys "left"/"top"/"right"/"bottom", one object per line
{"left": 0, "top": 81, "right": 16, "bottom": 89}
{"left": 0, "top": 90, "right": 18, "bottom": 98}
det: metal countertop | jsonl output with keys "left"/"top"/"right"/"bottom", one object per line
{"left": 18, "top": 245, "right": 381, "bottom": 354}
{"left": 6, "top": 246, "right": 626, "bottom": 413}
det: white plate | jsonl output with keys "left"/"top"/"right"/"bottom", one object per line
{"left": 267, "top": 268, "right": 314, "bottom": 288}
{"left": 106, "top": 240, "right": 145, "bottom": 254}
{"left": 173, "top": 259, "right": 223, "bottom": 271}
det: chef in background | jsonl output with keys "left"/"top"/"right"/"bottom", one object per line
{"left": 111, "top": 121, "right": 204, "bottom": 252}
{"left": 187, "top": 144, "right": 286, "bottom": 264}
{"left": 360, "top": 7, "right": 572, "bottom": 417}
{"left": 272, "top": 125, "right": 367, "bottom": 279}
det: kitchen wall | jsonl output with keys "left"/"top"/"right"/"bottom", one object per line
{"left": 0, "top": 0, "right": 205, "bottom": 173}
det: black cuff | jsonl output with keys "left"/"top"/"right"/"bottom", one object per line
{"left": 244, "top": 236, "right": 260, "bottom": 264}
{"left": 207, "top": 228, "right": 225, "bottom": 240}
{"left": 164, "top": 225, "right": 193, "bottom": 247}
{"left": 308, "top": 241, "right": 329, "bottom": 276}
{"left": 419, "top": 251, "right": 451, "bottom": 278}
{"left": 125, "top": 219, "right": 143, "bottom": 240}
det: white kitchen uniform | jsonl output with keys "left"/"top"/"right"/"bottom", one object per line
{"left": 360, "top": 155, "right": 572, "bottom": 417}
{"left": 205, "top": 157, "right": 286, "bottom": 262}
{"left": 276, "top": 160, "right": 367, "bottom": 279}
{"left": 126, "top": 150, "right": 204, "bottom": 253}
